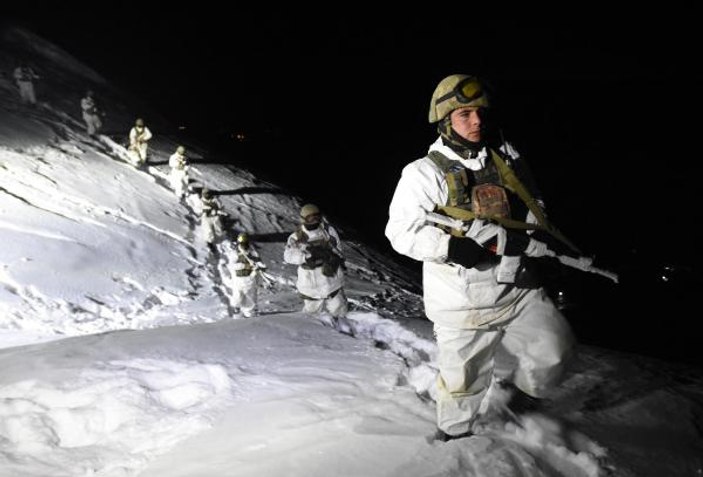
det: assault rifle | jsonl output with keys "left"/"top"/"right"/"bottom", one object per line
{"left": 426, "top": 211, "right": 619, "bottom": 284}
{"left": 237, "top": 246, "right": 276, "bottom": 289}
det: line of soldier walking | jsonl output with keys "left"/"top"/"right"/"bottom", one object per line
{"left": 145, "top": 137, "right": 353, "bottom": 331}
{"left": 11, "top": 64, "right": 151, "bottom": 169}
{"left": 10, "top": 64, "right": 354, "bottom": 334}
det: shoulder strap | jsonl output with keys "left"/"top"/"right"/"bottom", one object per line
{"left": 323, "top": 223, "right": 339, "bottom": 249}
{"left": 489, "top": 148, "right": 580, "bottom": 253}
{"left": 433, "top": 148, "right": 580, "bottom": 253}
{"left": 428, "top": 150, "right": 471, "bottom": 207}
{"left": 427, "top": 150, "right": 455, "bottom": 172}
{"left": 295, "top": 226, "right": 308, "bottom": 242}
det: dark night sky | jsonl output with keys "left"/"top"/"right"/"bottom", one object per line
{"left": 3, "top": 6, "right": 703, "bottom": 365}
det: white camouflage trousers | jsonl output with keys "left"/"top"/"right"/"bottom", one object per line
{"left": 201, "top": 215, "right": 223, "bottom": 244}
{"left": 303, "top": 289, "right": 353, "bottom": 334}
{"left": 169, "top": 169, "right": 188, "bottom": 197}
{"left": 434, "top": 288, "right": 574, "bottom": 436}
{"left": 83, "top": 113, "right": 102, "bottom": 136}
{"left": 128, "top": 142, "right": 148, "bottom": 166}
{"left": 18, "top": 81, "right": 36, "bottom": 105}
{"left": 228, "top": 275, "right": 258, "bottom": 318}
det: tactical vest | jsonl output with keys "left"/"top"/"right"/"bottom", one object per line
{"left": 296, "top": 224, "right": 342, "bottom": 277}
{"left": 202, "top": 199, "right": 219, "bottom": 217}
{"left": 428, "top": 148, "right": 580, "bottom": 252}
{"left": 83, "top": 98, "right": 97, "bottom": 115}
{"left": 235, "top": 249, "right": 255, "bottom": 276}
{"left": 17, "top": 68, "right": 32, "bottom": 82}
{"left": 428, "top": 150, "right": 526, "bottom": 236}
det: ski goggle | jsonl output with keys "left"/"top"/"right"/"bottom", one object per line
{"left": 435, "top": 76, "right": 484, "bottom": 106}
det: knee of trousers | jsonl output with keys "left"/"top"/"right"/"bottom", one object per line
{"left": 515, "top": 333, "right": 575, "bottom": 397}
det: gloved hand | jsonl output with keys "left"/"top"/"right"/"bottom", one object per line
{"left": 470, "top": 225, "right": 533, "bottom": 257}
{"left": 503, "top": 230, "right": 531, "bottom": 256}
{"left": 304, "top": 247, "right": 324, "bottom": 268}
{"left": 447, "top": 236, "right": 491, "bottom": 269}
{"left": 465, "top": 220, "right": 530, "bottom": 257}
{"left": 307, "top": 245, "right": 325, "bottom": 260}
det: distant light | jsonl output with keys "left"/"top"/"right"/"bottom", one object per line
{"left": 232, "top": 132, "right": 247, "bottom": 141}
{"left": 178, "top": 125, "right": 187, "bottom": 130}
{"left": 661, "top": 275, "right": 669, "bottom": 282}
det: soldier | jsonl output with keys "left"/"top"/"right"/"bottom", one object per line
{"left": 223, "top": 232, "right": 267, "bottom": 318}
{"left": 284, "top": 204, "right": 354, "bottom": 336}
{"left": 168, "top": 145, "right": 189, "bottom": 198}
{"left": 81, "top": 90, "right": 103, "bottom": 136}
{"left": 13, "top": 63, "right": 39, "bottom": 105}
{"left": 128, "top": 118, "right": 152, "bottom": 166}
{"left": 200, "top": 188, "right": 224, "bottom": 247}
{"left": 385, "top": 74, "right": 575, "bottom": 441}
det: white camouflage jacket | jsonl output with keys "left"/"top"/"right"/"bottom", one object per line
{"left": 284, "top": 221, "right": 344, "bottom": 299}
{"left": 385, "top": 137, "right": 537, "bottom": 329}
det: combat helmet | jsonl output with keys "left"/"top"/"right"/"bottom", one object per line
{"left": 299, "top": 204, "right": 321, "bottom": 225}
{"left": 428, "top": 75, "right": 489, "bottom": 123}
{"left": 237, "top": 232, "right": 249, "bottom": 246}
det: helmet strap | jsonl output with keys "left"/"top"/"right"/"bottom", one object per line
{"left": 437, "top": 116, "right": 484, "bottom": 159}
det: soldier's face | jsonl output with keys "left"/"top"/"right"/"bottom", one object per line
{"left": 450, "top": 107, "right": 483, "bottom": 143}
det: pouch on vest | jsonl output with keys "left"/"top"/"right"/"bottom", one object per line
{"left": 303, "top": 244, "right": 327, "bottom": 270}
{"left": 322, "top": 254, "right": 342, "bottom": 277}
{"left": 471, "top": 183, "right": 510, "bottom": 219}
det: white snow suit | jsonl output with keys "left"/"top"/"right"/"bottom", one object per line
{"left": 168, "top": 152, "right": 189, "bottom": 197}
{"left": 13, "top": 66, "right": 38, "bottom": 105}
{"left": 283, "top": 221, "right": 349, "bottom": 322}
{"left": 224, "top": 243, "right": 265, "bottom": 317}
{"left": 200, "top": 196, "right": 224, "bottom": 244}
{"left": 128, "top": 125, "right": 152, "bottom": 166}
{"left": 81, "top": 95, "right": 102, "bottom": 136}
{"left": 385, "top": 137, "right": 574, "bottom": 436}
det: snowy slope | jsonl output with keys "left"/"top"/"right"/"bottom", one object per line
{"left": 1, "top": 25, "right": 702, "bottom": 477}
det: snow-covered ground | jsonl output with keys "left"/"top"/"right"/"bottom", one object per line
{"left": 1, "top": 26, "right": 702, "bottom": 477}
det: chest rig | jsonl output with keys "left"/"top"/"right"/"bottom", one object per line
{"left": 235, "top": 247, "right": 255, "bottom": 276}
{"left": 428, "top": 148, "right": 580, "bottom": 253}
{"left": 296, "top": 225, "right": 342, "bottom": 276}
{"left": 428, "top": 150, "right": 520, "bottom": 236}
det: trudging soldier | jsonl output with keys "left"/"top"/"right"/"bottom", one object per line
{"left": 223, "top": 232, "right": 266, "bottom": 318}
{"left": 385, "top": 74, "right": 575, "bottom": 441}
{"left": 13, "top": 63, "right": 40, "bottom": 105}
{"left": 81, "top": 90, "right": 103, "bottom": 136}
{"left": 200, "top": 188, "right": 224, "bottom": 247}
{"left": 128, "top": 118, "right": 152, "bottom": 166}
{"left": 284, "top": 204, "right": 354, "bottom": 336}
{"left": 168, "top": 145, "right": 189, "bottom": 198}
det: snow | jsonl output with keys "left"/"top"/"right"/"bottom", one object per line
{"left": 1, "top": 25, "right": 702, "bottom": 477}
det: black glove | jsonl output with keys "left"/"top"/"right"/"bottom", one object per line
{"left": 504, "top": 230, "right": 531, "bottom": 256}
{"left": 447, "top": 236, "right": 491, "bottom": 269}
{"left": 307, "top": 245, "right": 328, "bottom": 261}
